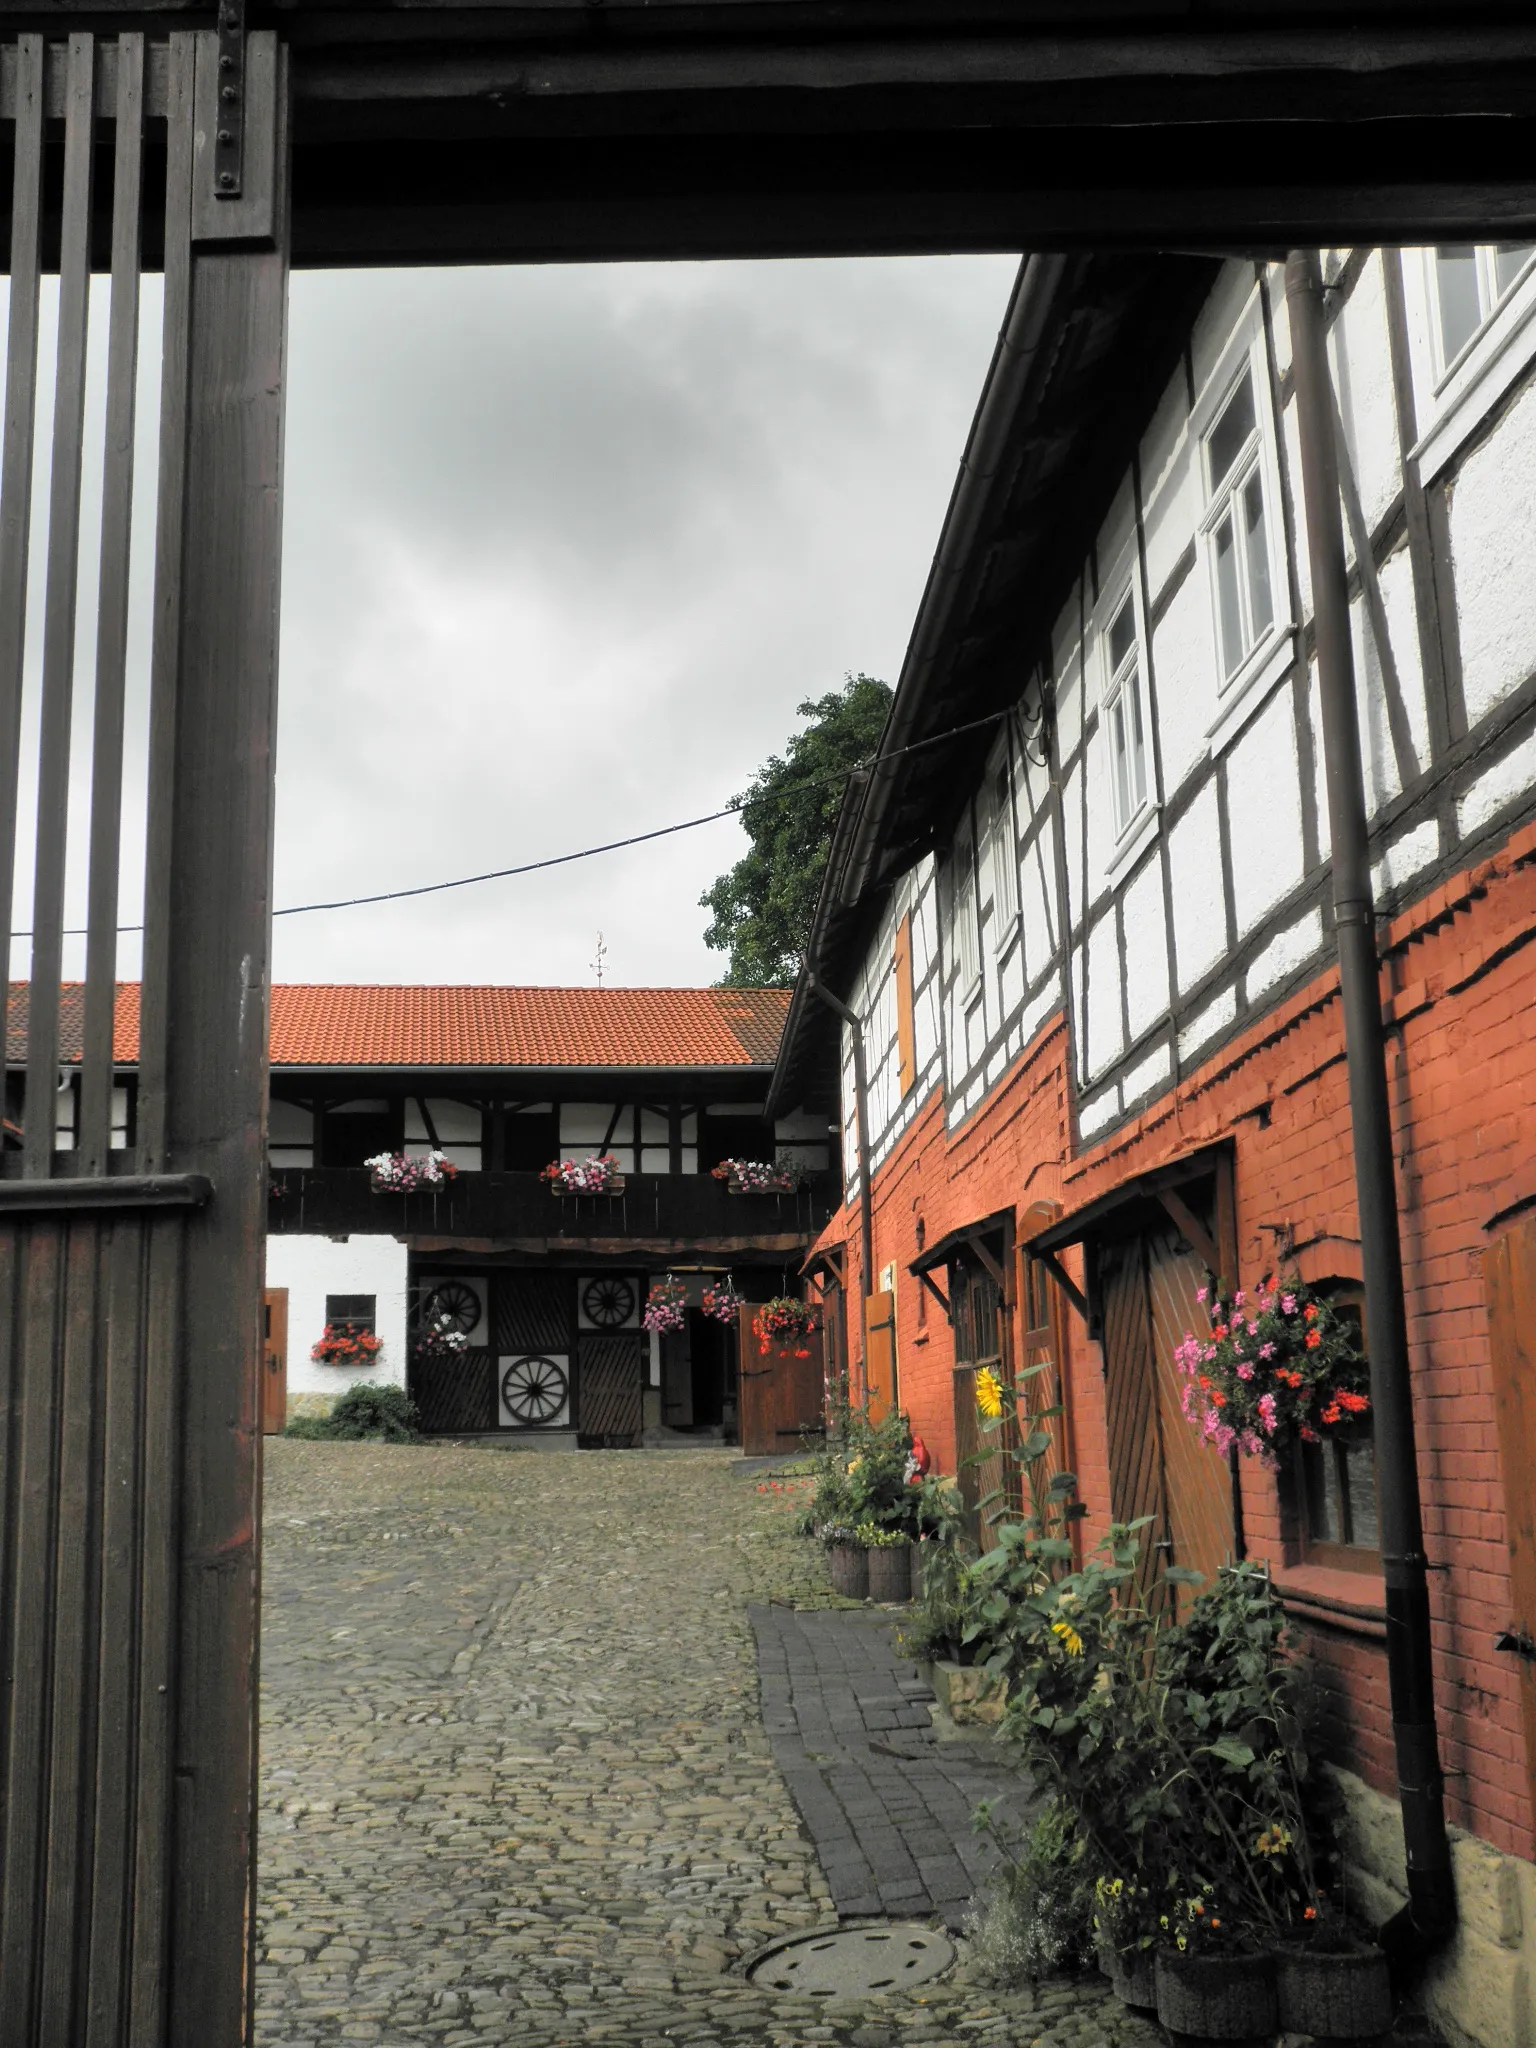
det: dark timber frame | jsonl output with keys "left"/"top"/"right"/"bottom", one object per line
{"left": 4, "top": 4, "right": 1536, "bottom": 2041}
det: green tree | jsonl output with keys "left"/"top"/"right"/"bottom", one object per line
{"left": 700, "top": 673, "right": 892, "bottom": 987}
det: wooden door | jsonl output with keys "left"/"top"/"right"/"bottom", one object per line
{"left": 1018, "top": 1231, "right": 1077, "bottom": 1547}
{"left": 262, "top": 1288, "right": 289, "bottom": 1434}
{"left": 738, "top": 1307, "right": 824, "bottom": 1456}
{"left": 951, "top": 1253, "right": 1009, "bottom": 1549}
{"left": 1487, "top": 1211, "right": 1536, "bottom": 1816}
{"left": 1097, "top": 1235, "right": 1172, "bottom": 1610}
{"left": 1145, "top": 1220, "right": 1236, "bottom": 1597}
{"left": 0, "top": 33, "right": 287, "bottom": 2042}
{"left": 577, "top": 1331, "right": 644, "bottom": 1446}
{"left": 864, "top": 1288, "right": 897, "bottom": 1423}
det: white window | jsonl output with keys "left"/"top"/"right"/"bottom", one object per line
{"left": 1103, "top": 589, "right": 1150, "bottom": 835}
{"left": 986, "top": 763, "right": 1019, "bottom": 932}
{"left": 1201, "top": 365, "right": 1276, "bottom": 685}
{"left": 1430, "top": 243, "right": 1536, "bottom": 374}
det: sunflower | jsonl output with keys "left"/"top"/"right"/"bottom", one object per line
{"left": 975, "top": 1367, "right": 1004, "bottom": 1418}
{"left": 1051, "top": 1618, "right": 1084, "bottom": 1656}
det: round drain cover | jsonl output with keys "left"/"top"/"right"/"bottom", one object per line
{"left": 746, "top": 1923, "right": 954, "bottom": 1997}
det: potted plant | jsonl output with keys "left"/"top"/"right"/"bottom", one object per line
{"left": 1154, "top": 1889, "right": 1278, "bottom": 2044}
{"left": 310, "top": 1321, "right": 384, "bottom": 1368}
{"left": 642, "top": 1275, "right": 688, "bottom": 1334}
{"left": 413, "top": 1318, "right": 471, "bottom": 1366}
{"left": 364, "top": 1148, "right": 459, "bottom": 1194}
{"left": 1273, "top": 1912, "right": 1392, "bottom": 2041}
{"left": 1094, "top": 1877, "right": 1161, "bottom": 2010}
{"left": 857, "top": 1521, "right": 913, "bottom": 1602}
{"left": 1174, "top": 1271, "right": 1370, "bottom": 1464}
{"left": 710, "top": 1156, "right": 805, "bottom": 1194}
{"left": 821, "top": 1524, "right": 869, "bottom": 1599}
{"left": 541, "top": 1152, "right": 624, "bottom": 1196}
{"left": 699, "top": 1280, "right": 742, "bottom": 1323}
{"left": 750, "top": 1296, "right": 820, "bottom": 1357}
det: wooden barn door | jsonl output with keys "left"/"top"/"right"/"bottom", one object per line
{"left": 262, "top": 1288, "right": 289, "bottom": 1434}
{"left": 951, "top": 1250, "right": 1009, "bottom": 1549}
{"left": 577, "top": 1331, "right": 644, "bottom": 1446}
{"left": 738, "top": 1305, "right": 824, "bottom": 1456}
{"left": 0, "top": 33, "right": 287, "bottom": 2045}
{"left": 1487, "top": 1211, "right": 1536, "bottom": 1819}
{"left": 863, "top": 1288, "right": 897, "bottom": 1423}
{"left": 1145, "top": 1219, "right": 1236, "bottom": 1594}
{"left": 1097, "top": 1235, "right": 1172, "bottom": 1609}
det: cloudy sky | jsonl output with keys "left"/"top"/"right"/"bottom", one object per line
{"left": 7, "top": 255, "right": 1018, "bottom": 993}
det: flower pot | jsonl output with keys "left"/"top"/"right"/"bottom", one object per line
{"left": 1275, "top": 1942, "right": 1392, "bottom": 2040}
{"left": 1108, "top": 1950, "right": 1158, "bottom": 2011}
{"left": 866, "top": 1542, "right": 912, "bottom": 1603}
{"left": 828, "top": 1543, "right": 868, "bottom": 1599}
{"left": 1155, "top": 1949, "right": 1277, "bottom": 2044}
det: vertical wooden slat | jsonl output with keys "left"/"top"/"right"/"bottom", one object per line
{"left": 1098, "top": 1236, "right": 1171, "bottom": 1612}
{"left": 135, "top": 33, "right": 196, "bottom": 1172}
{"left": 83, "top": 1218, "right": 148, "bottom": 2048}
{"left": 0, "top": 35, "right": 44, "bottom": 1063}
{"left": 80, "top": 36, "right": 146, "bottom": 1177}
{"left": 1486, "top": 1216, "right": 1536, "bottom": 1829}
{"left": 0, "top": 1222, "right": 67, "bottom": 2037}
{"left": 39, "top": 1220, "right": 104, "bottom": 2048}
{"left": 23, "top": 34, "right": 97, "bottom": 1179}
{"left": 1145, "top": 1220, "right": 1235, "bottom": 1605}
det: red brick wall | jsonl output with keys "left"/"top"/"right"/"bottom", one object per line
{"left": 811, "top": 817, "right": 1536, "bottom": 1860}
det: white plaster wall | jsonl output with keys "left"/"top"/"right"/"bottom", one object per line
{"left": 1351, "top": 549, "right": 1429, "bottom": 813}
{"left": 1021, "top": 824, "right": 1057, "bottom": 984}
{"left": 1139, "top": 367, "right": 1192, "bottom": 577}
{"left": 1450, "top": 367, "right": 1536, "bottom": 726}
{"left": 1061, "top": 760, "right": 1085, "bottom": 923}
{"left": 1151, "top": 567, "right": 1216, "bottom": 796}
{"left": 1227, "top": 688, "right": 1306, "bottom": 936}
{"left": 1123, "top": 854, "right": 1172, "bottom": 1041}
{"left": 266, "top": 1234, "right": 409, "bottom": 1399}
{"left": 1167, "top": 782, "right": 1226, "bottom": 993}
{"left": 1083, "top": 723, "right": 1119, "bottom": 898}
{"left": 1330, "top": 253, "right": 1403, "bottom": 552}
{"left": 1190, "top": 263, "right": 1260, "bottom": 393}
{"left": 1084, "top": 910, "right": 1124, "bottom": 1079}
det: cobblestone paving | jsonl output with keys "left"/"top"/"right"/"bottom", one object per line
{"left": 257, "top": 1442, "right": 1162, "bottom": 2048}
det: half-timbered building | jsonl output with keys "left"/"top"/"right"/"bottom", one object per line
{"left": 5, "top": 980, "right": 834, "bottom": 1445}
{"left": 773, "top": 246, "right": 1536, "bottom": 2048}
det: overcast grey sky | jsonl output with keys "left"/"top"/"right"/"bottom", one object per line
{"left": 4, "top": 256, "right": 1017, "bottom": 992}
{"left": 271, "top": 257, "right": 1019, "bottom": 989}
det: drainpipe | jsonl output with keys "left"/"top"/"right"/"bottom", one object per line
{"left": 804, "top": 971, "right": 875, "bottom": 1391}
{"left": 1285, "top": 250, "right": 1457, "bottom": 1959}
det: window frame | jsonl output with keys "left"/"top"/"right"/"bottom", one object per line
{"left": 1293, "top": 1284, "right": 1380, "bottom": 1576}
{"left": 1426, "top": 242, "right": 1536, "bottom": 387}
{"left": 950, "top": 811, "right": 982, "bottom": 1002}
{"left": 1195, "top": 338, "right": 1283, "bottom": 701}
{"left": 1406, "top": 240, "right": 1536, "bottom": 484}
{"left": 1095, "top": 575, "right": 1153, "bottom": 844}
{"left": 983, "top": 751, "right": 1022, "bottom": 951}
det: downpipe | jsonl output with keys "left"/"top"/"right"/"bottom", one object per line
{"left": 804, "top": 969, "right": 875, "bottom": 1410}
{"left": 1285, "top": 250, "right": 1457, "bottom": 1969}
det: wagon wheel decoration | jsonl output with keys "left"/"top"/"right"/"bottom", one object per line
{"left": 421, "top": 1281, "right": 481, "bottom": 1335}
{"left": 500, "top": 1355, "right": 569, "bottom": 1425}
{"left": 581, "top": 1275, "right": 637, "bottom": 1328}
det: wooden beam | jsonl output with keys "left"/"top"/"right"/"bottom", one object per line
{"left": 969, "top": 1235, "right": 1008, "bottom": 1296}
{"left": 1035, "top": 1248, "right": 1088, "bottom": 1325}
{"left": 1158, "top": 1185, "right": 1221, "bottom": 1277}
{"left": 916, "top": 1269, "right": 950, "bottom": 1318}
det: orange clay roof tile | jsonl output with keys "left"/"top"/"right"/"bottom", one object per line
{"left": 6, "top": 982, "right": 788, "bottom": 1070}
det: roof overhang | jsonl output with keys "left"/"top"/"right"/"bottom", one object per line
{"left": 1024, "top": 1142, "right": 1231, "bottom": 1269}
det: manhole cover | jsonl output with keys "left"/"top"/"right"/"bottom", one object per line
{"left": 746, "top": 1924, "right": 954, "bottom": 1996}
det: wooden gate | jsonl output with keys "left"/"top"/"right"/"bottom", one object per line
{"left": 738, "top": 1305, "right": 824, "bottom": 1456}
{"left": 951, "top": 1249, "right": 1010, "bottom": 1549}
{"left": 262, "top": 1288, "right": 289, "bottom": 1435}
{"left": 1486, "top": 1210, "right": 1536, "bottom": 1820}
{"left": 0, "top": 32, "right": 287, "bottom": 2044}
{"left": 577, "top": 1331, "right": 644, "bottom": 1446}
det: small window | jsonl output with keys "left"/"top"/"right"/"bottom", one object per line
{"left": 988, "top": 765, "right": 1019, "bottom": 930}
{"left": 952, "top": 821, "right": 981, "bottom": 995}
{"left": 1432, "top": 243, "right": 1536, "bottom": 371}
{"left": 1103, "top": 591, "right": 1150, "bottom": 835}
{"left": 1298, "top": 1293, "right": 1379, "bottom": 1572}
{"left": 1202, "top": 367, "right": 1275, "bottom": 684}
{"left": 325, "top": 1293, "right": 376, "bottom": 1333}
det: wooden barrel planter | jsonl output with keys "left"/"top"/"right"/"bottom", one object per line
{"left": 1275, "top": 1942, "right": 1392, "bottom": 2040}
{"left": 828, "top": 1544, "right": 868, "bottom": 1599}
{"left": 1107, "top": 1949, "right": 1158, "bottom": 2011}
{"left": 1155, "top": 1950, "right": 1277, "bottom": 2044}
{"left": 867, "top": 1542, "right": 912, "bottom": 1603}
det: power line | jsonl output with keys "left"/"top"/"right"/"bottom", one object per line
{"left": 8, "top": 708, "right": 1007, "bottom": 938}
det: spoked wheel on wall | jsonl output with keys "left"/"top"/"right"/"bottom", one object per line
{"left": 580, "top": 1275, "right": 637, "bottom": 1327}
{"left": 500, "top": 1355, "right": 570, "bottom": 1425}
{"left": 420, "top": 1280, "right": 480, "bottom": 1334}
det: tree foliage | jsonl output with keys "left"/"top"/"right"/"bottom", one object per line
{"left": 699, "top": 673, "right": 892, "bottom": 987}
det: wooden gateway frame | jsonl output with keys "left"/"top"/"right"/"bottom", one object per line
{"left": 2, "top": 4, "right": 1536, "bottom": 2041}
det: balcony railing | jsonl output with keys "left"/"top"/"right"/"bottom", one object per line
{"left": 265, "top": 1166, "right": 837, "bottom": 1246}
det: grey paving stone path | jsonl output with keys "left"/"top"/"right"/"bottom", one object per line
{"left": 256, "top": 1441, "right": 1162, "bottom": 2048}
{"left": 752, "top": 1606, "right": 1026, "bottom": 1929}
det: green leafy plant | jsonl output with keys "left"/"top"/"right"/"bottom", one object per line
{"left": 798, "top": 1407, "right": 923, "bottom": 1544}
{"left": 965, "top": 1797, "right": 1098, "bottom": 1985}
{"left": 284, "top": 1382, "right": 422, "bottom": 1443}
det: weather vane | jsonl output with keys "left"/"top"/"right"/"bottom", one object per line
{"left": 591, "top": 931, "right": 608, "bottom": 987}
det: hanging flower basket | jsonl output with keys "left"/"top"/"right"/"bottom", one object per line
{"left": 541, "top": 1154, "right": 625, "bottom": 1196}
{"left": 700, "top": 1282, "right": 742, "bottom": 1324}
{"left": 751, "top": 1296, "right": 820, "bottom": 1357}
{"left": 310, "top": 1321, "right": 384, "bottom": 1368}
{"left": 643, "top": 1275, "right": 688, "bottom": 1334}
{"left": 1175, "top": 1272, "right": 1370, "bottom": 1465}
{"left": 413, "top": 1321, "right": 472, "bottom": 1366}
{"left": 365, "top": 1149, "right": 459, "bottom": 1194}
{"left": 710, "top": 1157, "right": 804, "bottom": 1193}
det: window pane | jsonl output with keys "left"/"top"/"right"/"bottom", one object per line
{"left": 1344, "top": 1437, "right": 1379, "bottom": 1549}
{"left": 1242, "top": 471, "right": 1274, "bottom": 637}
{"left": 1128, "top": 667, "right": 1148, "bottom": 810}
{"left": 1303, "top": 1441, "right": 1341, "bottom": 1543}
{"left": 1110, "top": 695, "right": 1131, "bottom": 825}
{"left": 1208, "top": 371, "right": 1256, "bottom": 491}
{"left": 1213, "top": 512, "right": 1244, "bottom": 677}
{"left": 1493, "top": 243, "right": 1536, "bottom": 299}
{"left": 326, "top": 1293, "right": 376, "bottom": 1331}
{"left": 1109, "top": 594, "right": 1137, "bottom": 672}
{"left": 1435, "top": 246, "right": 1483, "bottom": 363}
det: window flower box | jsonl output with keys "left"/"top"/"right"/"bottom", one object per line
{"left": 365, "top": 1149, "right": 458, "bottom": 1194}
{"left": 541, "top": 1154, "right": 625, "bottom": 1196}
{"left": 311, "top": 1321, "right": 383, "bottom": 1368}
{"left": 711, "top": 1157, "right": 804, "bottom": 1194}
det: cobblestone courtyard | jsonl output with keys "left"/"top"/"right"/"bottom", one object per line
{"left": 257, "top": 1443, "right": 1160, "bottom": 2048}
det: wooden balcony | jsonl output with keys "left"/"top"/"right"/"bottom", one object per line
{"left": 265, "top": 1166, "right": 837, "bottom": 1258}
